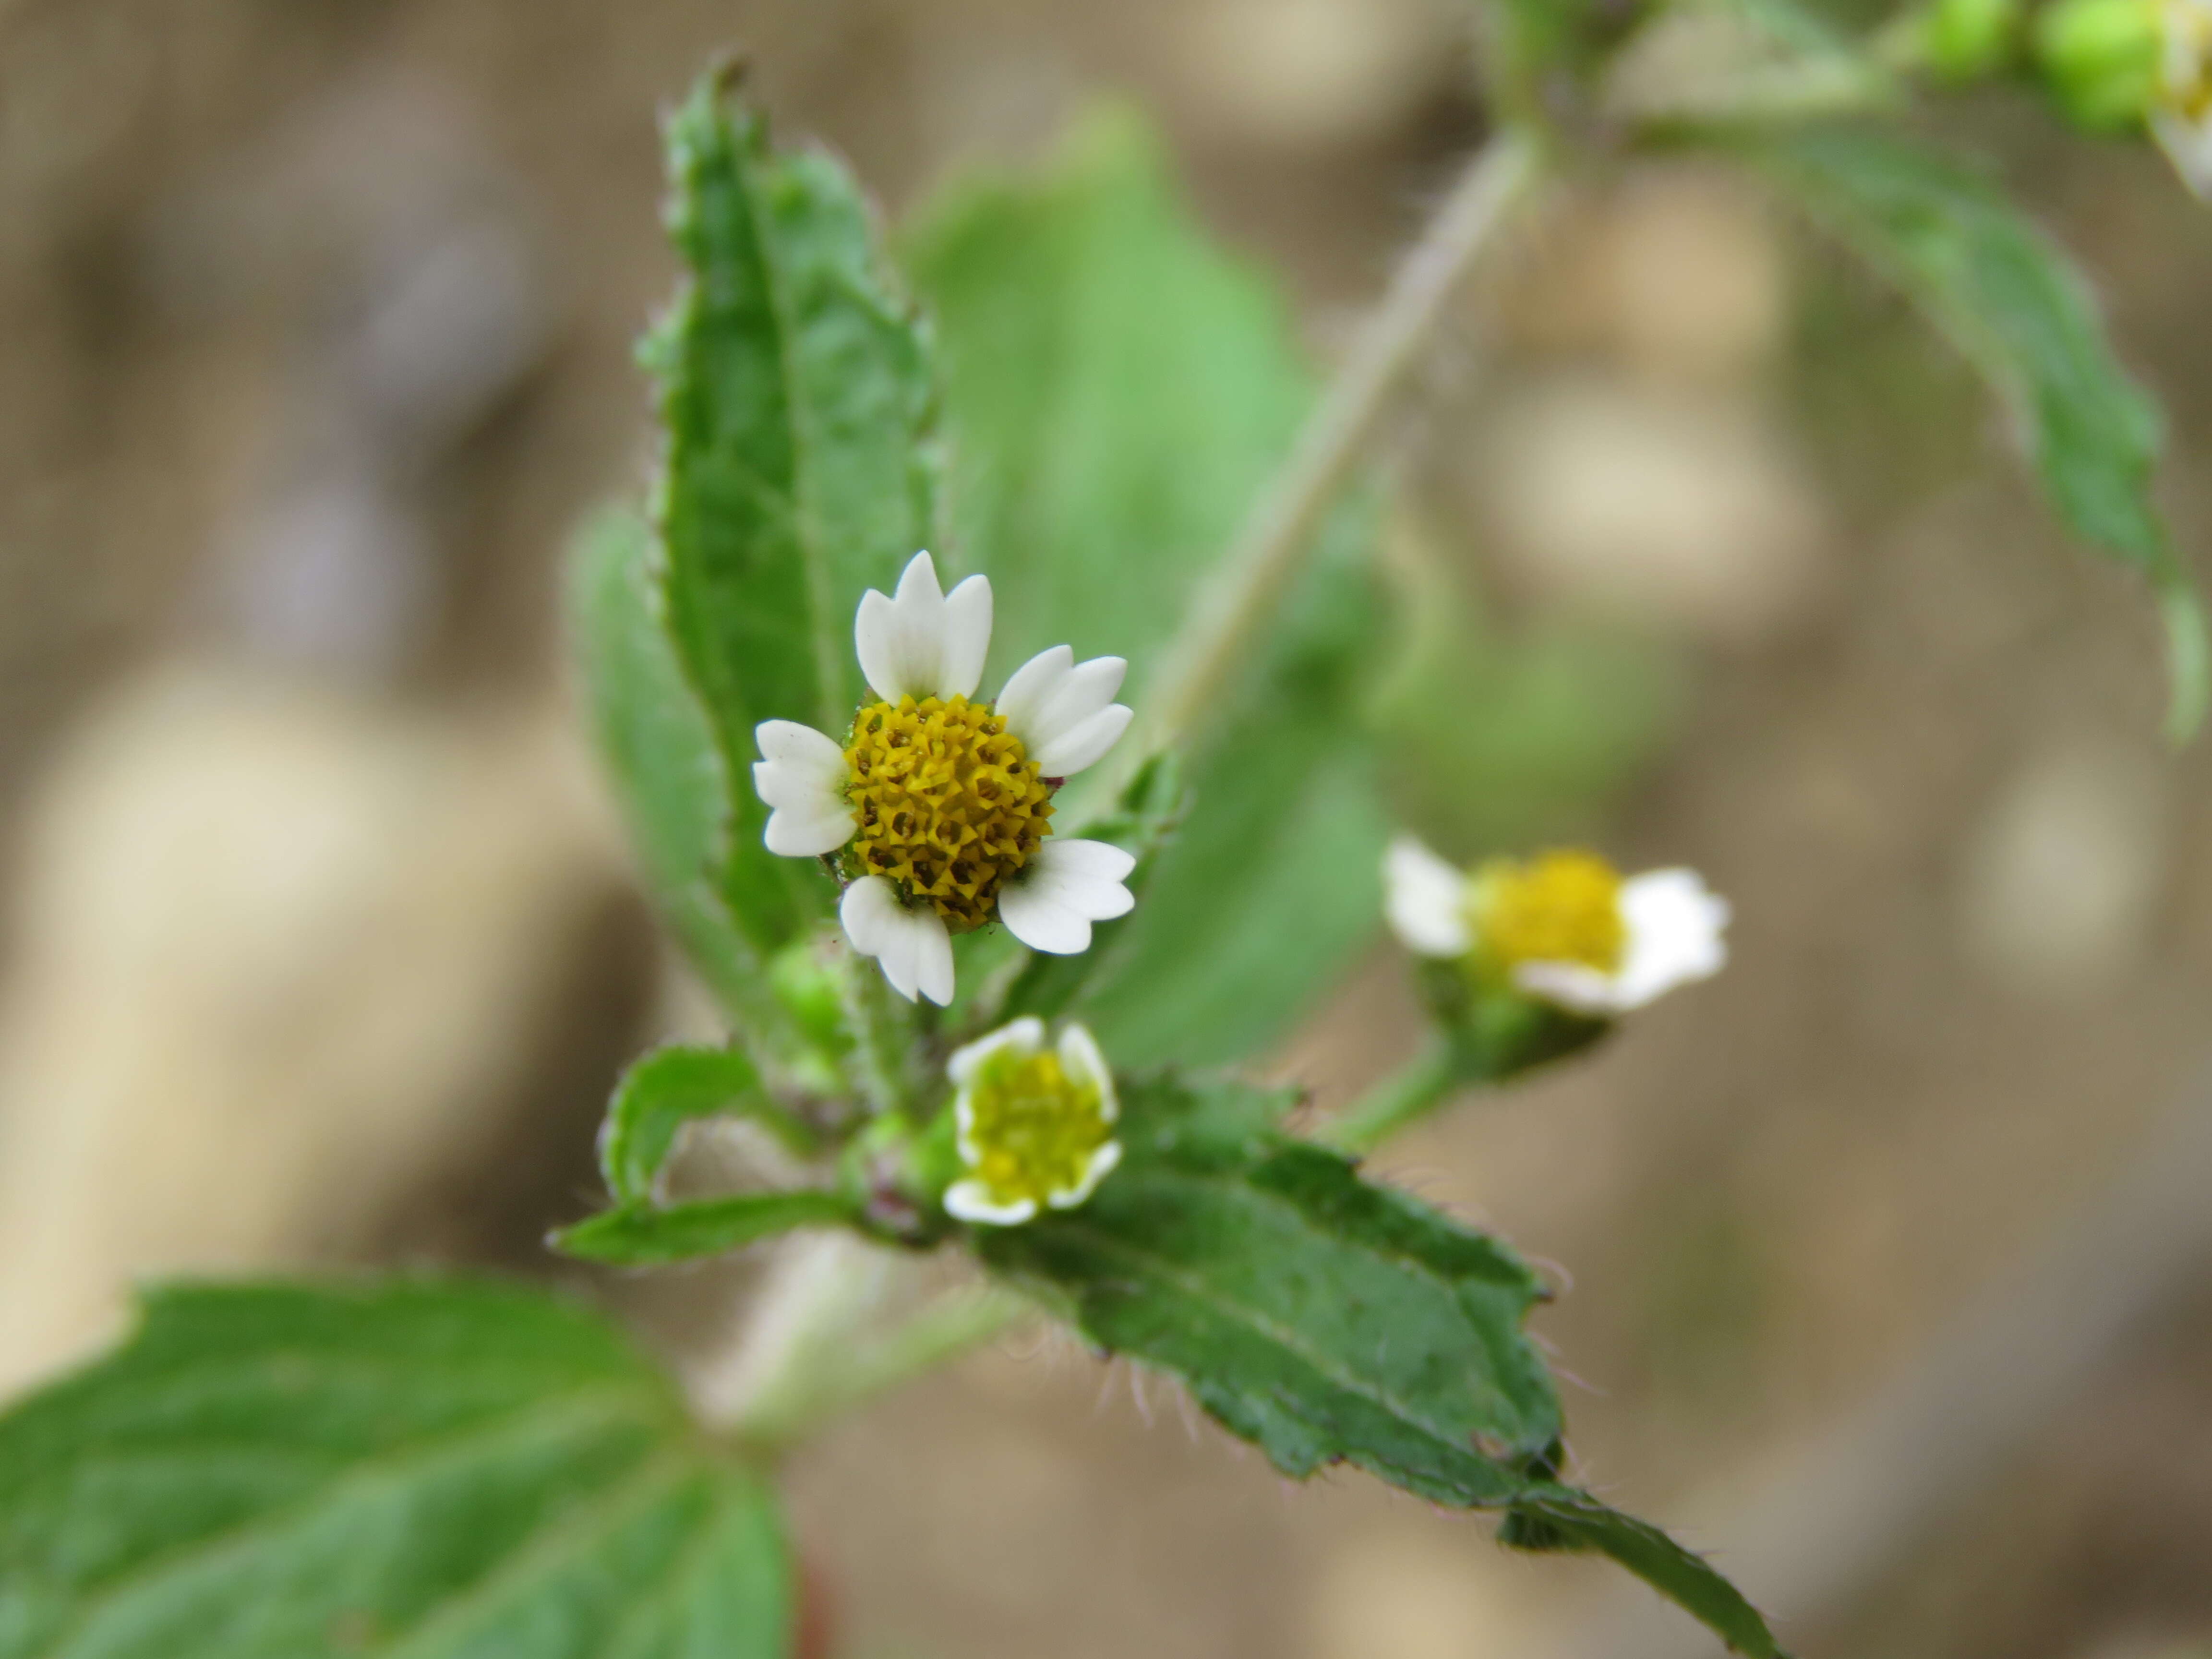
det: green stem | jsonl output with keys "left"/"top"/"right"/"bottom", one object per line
{"left": 1129, "top": 127, "right": 1548, "bottom": 766}
{"left": 1318, "top": 1040, "right": 1466, "bottom": 1156}
{"left": 839, "top": 947, "right": 919, "bottom": 1119}
{"left": 729, "top": 1277, "right": 1034, "bottom": 1453}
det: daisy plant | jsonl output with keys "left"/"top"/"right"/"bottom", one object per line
{"left": 7, "top": 12, "right": 2205, "bottom": 1658}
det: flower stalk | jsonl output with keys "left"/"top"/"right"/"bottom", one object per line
{"left": 1131, "top": 127, "right": 1548, "bottom": 767}
{"left": 1318, "top": 1040, "right": 1464, "bottom": 1156}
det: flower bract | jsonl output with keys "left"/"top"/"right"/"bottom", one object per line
{"left": 753, "top": 552, "right": 1138, "bottom": 1005}
{"left": 1383, "top": 835, "right": 1729, "bottom": 1016}
{"left": 942, "top": 1017, "right": 1121, "bottom": 1226}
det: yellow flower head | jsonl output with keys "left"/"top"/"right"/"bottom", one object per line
{"left": 943, "top": 1017, "right": 1121, "bottom": 1226}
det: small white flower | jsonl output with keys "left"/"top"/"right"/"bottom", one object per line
{"left": 751, "top": 552, "right": 1138, "bottom": 1005}
{"left": 2155, "top": 0, "right": 2212, "bottom": 196}
{"left": 942, "top": 1016, "right": 1122, "bottom": 1226}
{"left": 1382, "top": 835, "right": 1730, "bottom": 1017}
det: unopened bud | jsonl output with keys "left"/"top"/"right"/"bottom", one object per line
{"left": 1910, "top": 0, "right": 2024, "bottom": 79}
{"left": 2034, "top": 0, "right": 2164, "bottom": 129}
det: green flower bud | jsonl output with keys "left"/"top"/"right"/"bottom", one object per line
{"left": 2034, "top": 0, "right": 2165, "bottom": 129}
{"left": 1916, "top": 0, "right": 2025, "bottom": 79}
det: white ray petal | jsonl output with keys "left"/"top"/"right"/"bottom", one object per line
{"left": 913, "top": 914, "right": 955, "bottom": 1006}
{"left": 856, "top": 551, "right": 965, "bottom": 702}
{"left": 763, "top": 805, "right": 855, "bottom": 857}
{"left": 838, "top": 876, "right": 954, "bottom": 1004}
{"left": 1030, "top": 704, "right": 1133, "bottom": 778}
{"left": 998, "top": 839, "right": 1136, "bottom": 955}
{"left": 1511, "top": 960, "right": 1622, "bottom": 1016}
{"left": 995, "top": 645, "right": 1073, "bottom": 739}
{"left": 939, "top": 575, "right": 994, "bottom": 699}
{"left": 944, "top": 1180, "right": 1039, "bottom": 1226}
{"left": 1049, "top": 1138, "right": 1122, "bottom": 1209}
{"left": 751, "top": 723, "right": 853, "bottom": 856}
{"left": 1031, "top": 656, "right": 1126, "bottom": 742}
{"left": 1055, "top": 1023, "right": 1117, "bottom": 1122}
{"left": 1382, "top": 836, "right": 1471, "bottom": 958}
{"left": 1611, "top": 867, "right": 1730, "bottom": 1009}
{"left": 950, "top": 1016, "right": 1046, "bottom": 1088}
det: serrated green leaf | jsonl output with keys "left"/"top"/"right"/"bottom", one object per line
{"left": 651, "top": 72, "right": 942, "bottom": 943}
{"left": 979, "top": 1076, "right": 1784, "bottom": 1655}
{"left": 1505, "top": 1485, "right": 1787, "bottom": 1658}
{"left": 566, "top": 506, "right": 781, "bottom": 1026}
{"left": 980, "top": 1076, "right": 1561, "bottom": 1501}
{"left": 597, "top": 1044, "right": 818, "bottom": 1206}
{"left": 1749, "top": 126, "right": 2206, "bottom": 734}
{"left": 906, "top": 112, "right": 1388, "bottom": 1063}
{"left": 555, "top": 1191, "right": 858, "bottom": 1267}
{"left": 0, "top": 1280, "right": 790, "bottom": 1659}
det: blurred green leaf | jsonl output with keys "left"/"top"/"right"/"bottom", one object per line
{"left": 0, "top": 1280, "right": 790, "bottom": 1659}
{"left": 649, "top": 71, "right": 942, "bottom": 944}
{"left": 982, "top": 1075, "right": 1561, "bottom": 1497}
{"left": 1749, "top": 126, "right": 2207, "bottom": 734}
{"left": 1503, "top": 1485, "right": 1787, "bottom": 1658}
{"left": 555, "top": 1191, "right": 858, "bottom": 1267}
{"left": 597, "top": 1043, "right": 818, "bottom": 1206}
{"left": 907, "top": 111, "right": 1388, "bottom": 1064}
{"left": 567, "top": 506, "right": 781, "bottom": 1026}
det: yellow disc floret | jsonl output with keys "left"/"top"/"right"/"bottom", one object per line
{"left": 843, "top": 694, "right": 1054, "bottom": 931}
{"left": 1469, "top": 849, "right": 1627, "bottom": 976}
{"left": 960, "top": 1045, "right": 1114, "bottom": 1213}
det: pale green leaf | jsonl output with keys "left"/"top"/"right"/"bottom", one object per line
{"left": 555, "top": 1192, "right": 858, "bottom": 1267}
{"left": 565, "top": 506, "right": 779, "bottom": 1022}
{"left": 0, "top": 1280, "right": 790, "bottom": 1659}
{"left": 1749, "top": 127, "right": 2206, "bottom": 734}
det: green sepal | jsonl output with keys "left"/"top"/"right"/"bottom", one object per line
{"left": 2032, "top": 0, "right": 2164, "bottom": 128}
{"left": 1415, "top": 957, "right": 1614, "bottom": 1084}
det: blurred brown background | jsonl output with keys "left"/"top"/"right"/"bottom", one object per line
{"left": 5, "top": 1, "right": 2212, "bottom": 1656}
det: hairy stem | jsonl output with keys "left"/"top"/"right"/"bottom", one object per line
{"left": 723, "top": 1262, "right": 1034, "bottom": 1452}
{"left": 1319, "top": 1040, "right": 1465, "bottom": 1156}
{"left": 1135, "top": 127, "right": 1547, "bottom": 762}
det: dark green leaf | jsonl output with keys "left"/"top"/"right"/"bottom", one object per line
{"left": 981, "top": 1076, "right": 1561, "bottom": 1502}
{"left": 1749, "top": 126, "right": 2206, "bottom": 734}
{"left": 907, "top": 110, "right": 1388, "bottom": 1063}
{"left": 597, "top": 1043, "right": 818, "bottom": 1205}
{"left": 566, "top": 506, "right": 781, "bottom": 1023}
{"left": 981, "top": 1076, "right": 1784, "bottom": 1655}
{"left": 555, "top": 1191, "right": 857, "bottom": 1267}
{"left": 1505, "top": 1485, "right": 1788, "bottom": 1658}
{"left": 650, "top": 71, "right": 942, "bottom": 941}
{"left": 0, "top": 1279, "right": 790, "bottom": 1659}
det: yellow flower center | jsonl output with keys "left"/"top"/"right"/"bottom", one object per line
{"left": 844, "top": 695, "right": 1054, "bottom": 931}
{"left": 1469, "top": 850, "right": 1626, "bottom": 976}
{"left": 962, "top": 1047, "right": 1113, "bottom": 1211}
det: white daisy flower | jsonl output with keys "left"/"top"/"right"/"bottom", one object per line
{"left": 2155, "top": 0, "right": 2212, "bottom": 196}
{"left": 942, "top": 1016, "right": 1122, "bottom": 1226}
{"left": 752, "top": 551, "right": 1138, "bottom": 1005}
{"left": 1382, "top": 836, "right": 1730, "bottom": 1017}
